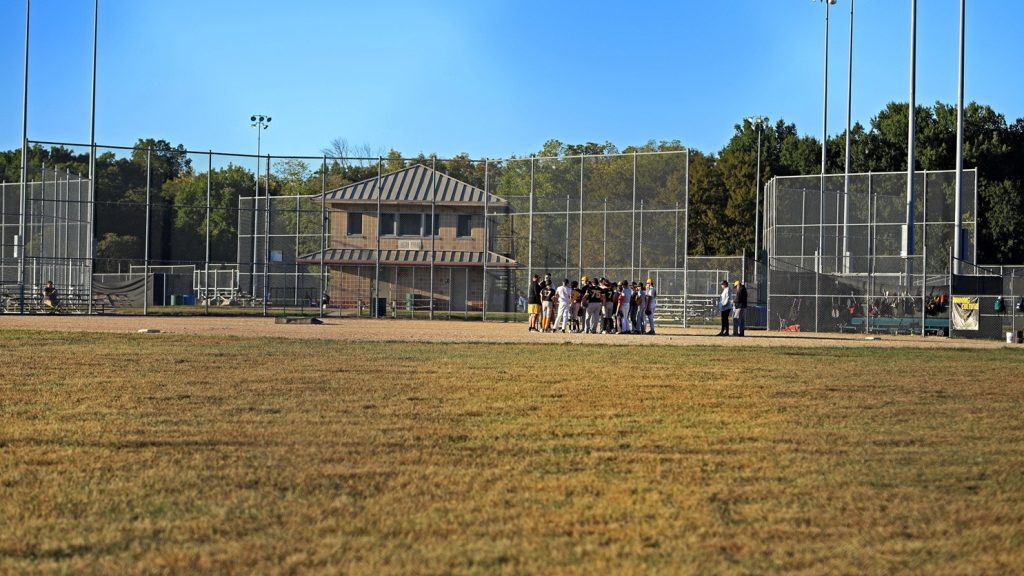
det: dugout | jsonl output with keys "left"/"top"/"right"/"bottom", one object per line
{"left": 950, "top": 272, "right": 1003, "bottom": 340}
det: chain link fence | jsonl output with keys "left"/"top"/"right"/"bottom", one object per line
{"left": 763, "top": 169, "right": 977, "bottom": 335}
{"left": 1, "top": 166, "right": 92, "bottom": 312}
{"left": 5, "top": 143, "right": 1016, "bottom": 340}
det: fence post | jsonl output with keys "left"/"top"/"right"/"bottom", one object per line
{"left": 50, "top": 167, "right": 58, "bottom": 280}
{"left": 430, "top": 157, "right": 437, "bottom": 320}
{"left": 527, "top": 157, "right": 534, "bottom": 290}
{"left": 638, "top": 199, "right": 644, "bottom": 275}
{"left": 205, "top": 151, "right": 212, "bottom": 315}
{"left": 143, "top": 148, "right": 151, "bottom": 316}
{"left": 921, "top": 242, "right": 929, "bottom": 336}
{"left": 320, "top": 155, "right": 327, "bottom": 319}
{"left": 63, "top": 169, "right": 71, "bottom": 288}
{"left": 564, "top": 194, "right": 570, "bottom": 274}
{"left": 683, "top": 148, "right": 690, "bottom": 328}
{"left": 868, "top": 172, "right": 874, "bottom": 334}
{"left": 262, "top": 155, "right": 270, "bottom": 317}
{"left": 603, "top": 198, "right": 608, "bottom": 278}
{"left": 674, "top": 201, "right": 679, "bottom": 271}
{"left": 482, "top": 159, "right": 489, "bottom": 322}
{"left": 631, "top": 152, "right": 637, "bottom": 280}
{"left": 294, "top": 189, "right": 300, "bottom": 307}
{"left": 39, "top": 164, "right": 46, "bottom": 286}
{"left": 947, "top": 245, "right": 953, "bottom": 338}
{"left": 374, "top": 157, "right": 382, "bottom": 318}
{"left": 766, "top": 254, "right": 772, "bottom": 330}
{"left": 578, "top": 155, "right": 584, "bottom": 278}
{"left": 741, "top": 248, "right": 746, "bottom": 284}
{"left": 921, "top": 169, "right": 928, "bottom": 336}
{"left": 77, "top": 174, "right": 83, "bottom": 290}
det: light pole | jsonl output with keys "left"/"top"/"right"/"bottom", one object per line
{"left": 746, "top": 116, "right": 769, "bottom": 295}
{"left": 905, "top": 0, "right": 917, "bottom": 287}
{"left": 818, "top": 0, "right": 837, "bottom": 277}
{"left": 953, "top": 0, "right": 965, "bottom": 273}
{"left": 816, "top": 0, "right": 837, "bottom": 333}
{"left": 250, "top": 114, "right": 270, "bottom": 295}
{"left": 842, "top": 0, "right": 854, "bottom": 275}
{"left": 17, "top": 0, "right": 30, "bottom": 314}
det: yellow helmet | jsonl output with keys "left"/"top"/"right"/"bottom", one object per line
{"left": 646, "top": 278, "right": 653, "bottom": 284}
{"left": 581, "top": 275, "right": 588, "bottom": 282}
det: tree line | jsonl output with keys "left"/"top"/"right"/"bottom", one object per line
{"left": 0, "top": 99, "right": 1020, "bottom": 271}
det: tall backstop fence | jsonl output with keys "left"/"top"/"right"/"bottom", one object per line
{"left": 763, "top": 169, "right": 978, "bottom": 335}
{"left": 237, "top": 193, "right": 326, "bottom": 309}
{"left": 1, "top": 166, "right": 93, "bottom": 312}
{"left": 4, "top": 141, "right": 1018, "bottom": 339}
{"left": 486, "top": 152, "right": 691, "bottom": 317}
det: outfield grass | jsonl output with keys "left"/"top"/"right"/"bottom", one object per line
{"left": 2, "top": 330, "right": 1023, "bottom": 574}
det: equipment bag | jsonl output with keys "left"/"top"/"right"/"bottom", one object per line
{"left": 994, "top": 297, "right": 1005, "bottom": 313}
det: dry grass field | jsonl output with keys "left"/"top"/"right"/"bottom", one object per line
{"left": 2, "top": 319, "right": 1023, "bottom": 574}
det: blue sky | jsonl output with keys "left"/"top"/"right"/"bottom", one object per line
{"left": 0, "top": 1, "right": 1021, "bottom": 160}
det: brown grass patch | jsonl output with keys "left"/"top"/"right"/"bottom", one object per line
{"left": 1, "top": 329, "right": 1023, "bottom": 574}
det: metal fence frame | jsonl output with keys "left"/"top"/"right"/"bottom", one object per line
{"left": 5, "top": 142, "right": 1016, "bottom": 339}
{"left": 762, "top": 169, "right": 979, "bottom": 335}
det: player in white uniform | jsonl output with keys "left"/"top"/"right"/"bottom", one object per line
{"left": 552, "top": 279, "right": 572, "bottom": 333}
{"left": 619, "top": 281, "right": 633, "bottom": 334}
{"left": 644, "top": 278, "right": 657, "bottom": 335}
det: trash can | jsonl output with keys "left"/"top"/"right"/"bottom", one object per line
{"left": 170, "top": 295, "right": 180, "bottom": 306}
{"left": 752, "top": 305, "right": 767, "bottom": 329}
{"left": 375, "top": 298, "right": 387, "bottom": 318}
{"left": 182, "top": 294, "right": 196, "bottom": 305}
{"left": 406, "top": 293, "right": 415, "bottom": 311}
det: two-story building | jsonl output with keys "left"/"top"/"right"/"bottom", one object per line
{"left": 298, "top": 164, "right": 518, "bottom": 314}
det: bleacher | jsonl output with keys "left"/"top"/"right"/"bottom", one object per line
{"left": 2, "top": 284, "right": 125, "bottom": 314}
{"left": 843, "top": 315, "right": 950, "bottom": 336}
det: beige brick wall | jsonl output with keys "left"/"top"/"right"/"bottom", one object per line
{"left": 329, "top": 203, "right": 487, "bottom": 253}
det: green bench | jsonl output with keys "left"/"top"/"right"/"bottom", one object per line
{"left": 846, "top": 316, "right": 949, "bottom": 336}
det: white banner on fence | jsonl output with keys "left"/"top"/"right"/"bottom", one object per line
{"left": 952, "top": 296, "right": 979, "bottom": 331}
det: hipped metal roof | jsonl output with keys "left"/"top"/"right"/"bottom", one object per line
{"left": 323, "top": 164, "right": 508, "bottom": 206}
{"left": 297, "top": 249, "right": 519, "bottom": 268}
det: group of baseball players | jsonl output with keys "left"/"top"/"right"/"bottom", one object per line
{"left": 527, "top": 273, "right": 657, "bottom": 335}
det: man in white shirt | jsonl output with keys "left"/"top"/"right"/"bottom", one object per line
{"left": 718, "top": 280, "right": 733, "bottom": 336}
{"left": 552, "top": 279, "right": 573, "bottom": 333}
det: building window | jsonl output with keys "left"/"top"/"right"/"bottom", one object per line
{"left": 457, "top": 215, "right": 473, "bottom": 238}
{"left": 379, "top": 213, "right": 396, "bottom": 236}
{"left": 347, "top": 212, "right": 362, "bottom": 235}
{"left": 431, "top": 214, "right": 440, "bottom": 237}
{"left": 398, "top": 213, "right": 423, "bottom": 236}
